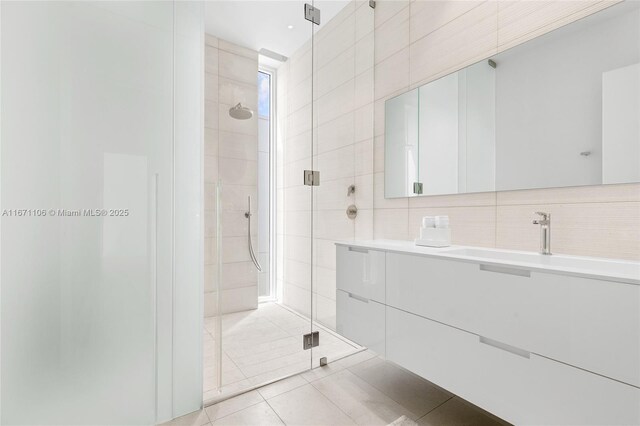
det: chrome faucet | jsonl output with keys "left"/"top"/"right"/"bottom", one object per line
{"left": 532, "top": 212, "right": 552, "bottom": 255}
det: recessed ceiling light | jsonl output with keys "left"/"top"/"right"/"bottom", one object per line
{"left": 287, "top": 25, "right": 294, "bottom": 30}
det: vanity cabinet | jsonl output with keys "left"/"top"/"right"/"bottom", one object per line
{"left": 386, "top": 307, "right": 640, "bottom": 425}
{"left": 336, "top": 242, "right": 640, "bottom": 425}
{"left": 386, "top": 252, "right": 640, "bottom": 388}
{"left": 336, "top": 245, "right": 385, "bottom": 303}
{"left": 336, "top": 290, "right": 385, "bottom": 356}
{"left": 335, "top": 245, "right": 386, "bottom": 356}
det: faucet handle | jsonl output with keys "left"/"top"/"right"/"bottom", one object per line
{"left": 534, "top": 211, "right": 550, "bottom": 219}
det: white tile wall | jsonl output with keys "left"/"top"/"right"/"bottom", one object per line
{"left": 496, "top": 0, "right": 618, "bottom": 51}
{"left": 409, "top": 1, "right": 498, "bottom": 87}
{"left": 205, "top": 36, "right": 259, "bottom": 315}
{"left": 277, "top": 1, "right": 375, "bottom": 331}
{"left": 374, "top": 4, "right": 410, "bottom": 63}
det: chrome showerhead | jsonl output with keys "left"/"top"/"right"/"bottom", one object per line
{"left": 228, "top": 103, "right": 253, "bottom": 120}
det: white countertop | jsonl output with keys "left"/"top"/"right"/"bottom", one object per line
{"left": 335, "top": 240, "right": 640, "bottom": 285}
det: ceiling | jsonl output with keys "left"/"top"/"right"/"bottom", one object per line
{"left": 204, "top": 1, "right": 351, "bottom": 68}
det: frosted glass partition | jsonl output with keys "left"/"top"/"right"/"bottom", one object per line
{"left": 1, "top": 2, "right": 203, "bottom": 424}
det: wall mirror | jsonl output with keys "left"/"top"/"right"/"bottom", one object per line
{"left": 385, "top": 1, "right": 640, "bottom": 198}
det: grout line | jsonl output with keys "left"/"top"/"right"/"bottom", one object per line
{"left": 263, "top": 397, "right": 287, "bottom": 425}
{"left": 495, "top": 199, "right": 640, "bottom": 207}
{"left": 347, "top": 361, "right": 435, "bottom": 420}
{"left": 406, "top": 0, "right": 488, "bottom": 51}
{"left": 207, "top": 397, "right": 265, "bottom": 425}
{"left": 496, "top": 0, "right": 613, "bottom": 52}
{"left": 223, "top": 346, "right": 248, "bottom": 381}
{"left": 415, "top": 395, "right": 455, "bottom": 422}
{"left": 307, "top": 381, "right": 362, "bottom": 425}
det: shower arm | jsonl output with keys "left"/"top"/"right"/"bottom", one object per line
{"left": 244, "top": 196, "right": 263, "bottom": 272}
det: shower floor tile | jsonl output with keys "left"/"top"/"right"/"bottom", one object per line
{"left": 203, "top": 302, "right": 360, "bottom": 399}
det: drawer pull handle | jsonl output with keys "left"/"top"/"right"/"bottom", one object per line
{"left": 349, "top": 246, "right": 369, "bottom": 254}
{"left": 479, "top": 264, "right": 530, "bottom": 278}
{"left": 479, "top": 336, "right": 530, "bottom": 359}
{"left": 348, "top": 293, "right": 369, "bottom": 303}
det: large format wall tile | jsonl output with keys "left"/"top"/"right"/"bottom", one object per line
{"left": 317, "top": 46, "right": 356, "bottom": 99}
{"left": 218, "top": 77, "right": 258, "bottom": 110}
{"left": 373, "top": 208, "right": 409, "bottom": 240}
{"left": 374, "top": 47, "right": 410, "bottom": 100}
{"left": 218, "top": 50, "right": 258, "bottom": 85}
{"left": 497, "top": 0, "right": 620, "bottom": 51}
{"left": 409, "top": 1, "right": 498, "bottom": 87}
{"left": 374, "top": 0, "right": 410, "bottom": 28}
{"left": 218, "top": 158, "right": 258, "bottom": 186}
{"left": 317, "top": 79, "right": 355, "bottom": 126}
{"left": 496, "top": 183, "right": 640, "bottom": 205}
{"left": 410, "top": 0, "right": 484, "bottom": 44}
{"left": 408, "top": 191, "right": 497, "bottom": 209}
{"left": 355, "top": 33, "right": 375, "bottom": 75}
{"left": 317, "top": 113, "right": 355, "bottom": 155}
{"left": 374, "top": 4, "right": 410, "bottom": 63}
{"left": 496, "top": 202, "right": 640, "bottom": 260}
{"left": 205, "top": 73, "right": 219, "bottom": 102}
{"left": 218, "top": 131, "right": 258, "bottom": 161}
{"left": 315, "top": 8, "right": 356, "bottom": 69}
{"left": 205, "top": 37, "right": 259, "bottom": 315}
{"left": 408, "top": 206, "right": 497, "bottom": 247}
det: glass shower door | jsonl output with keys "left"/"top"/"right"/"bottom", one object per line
{"left": 309, "top": 0, "right": 375, "bottom": 367}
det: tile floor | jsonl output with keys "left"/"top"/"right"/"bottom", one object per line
{"left": 203, "top": 302, "right": 361, "bottom": 401}
{"left": 165, "top": 350, "right": 509, "bottom": 426}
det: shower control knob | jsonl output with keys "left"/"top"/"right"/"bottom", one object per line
{"left": 346, "top": 205, "right": 358, "bottom": 219}
{"left": 347, "top": 184, "right": 355, "bottom": 196}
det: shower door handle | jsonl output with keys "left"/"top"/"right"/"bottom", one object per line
{"left": 245, "top": 196, "right": 263, "bottom": 272}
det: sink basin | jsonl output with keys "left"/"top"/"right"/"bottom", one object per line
{"left": 444, "top": 247, "right": 640, "bottom": 280}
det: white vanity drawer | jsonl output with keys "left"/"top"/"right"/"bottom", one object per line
{"left": 386, "top": 253, "right": 640, "bottom": 387}
{"left": 386, "top": 306, "right": 640, "bottom": 425}
{"left": 336, "top": 245, "right": 385, "bottom": 303}
{"left": 336, "top": 289, "right": 385, "bottom": 356}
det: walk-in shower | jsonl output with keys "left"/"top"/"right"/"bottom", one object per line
{"left": 201, "top": 0, "right": 375, "bottom": 407}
